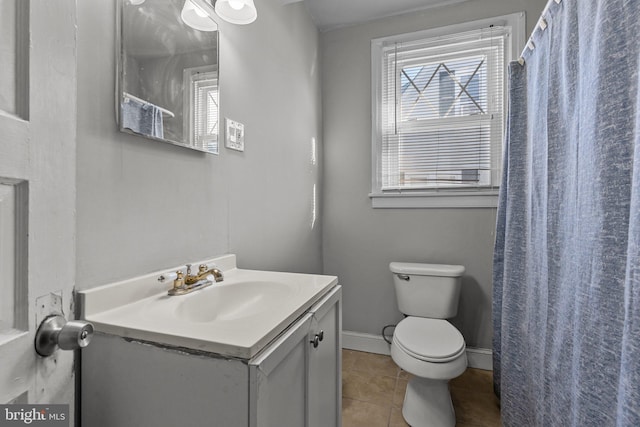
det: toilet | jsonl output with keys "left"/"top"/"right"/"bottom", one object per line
{"left": 389, "top": 262, "right": 467, "bottom": 427}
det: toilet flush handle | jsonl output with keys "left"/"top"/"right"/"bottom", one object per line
{"left": 397, "top": 274, "right": 410, "bottom": 281}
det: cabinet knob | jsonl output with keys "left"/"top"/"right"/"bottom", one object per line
{"left": 310, "top": 335, "right": 319, "bottom": 348}
{"left": 310, "top": 331, "right": 325, "bottom": 348}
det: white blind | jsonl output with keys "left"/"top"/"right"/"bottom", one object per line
{"left": 192, "top": 71, "right": 219, "bottom": 152}
{"left": 379, "top": 26, "right": 507, "bottom": 191}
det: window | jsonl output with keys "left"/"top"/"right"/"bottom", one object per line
{"left": 185, "top": 66, "right": 219, "bottom": 153}
{"left": 371, "top": 14, "right": 524, "bottom": 208}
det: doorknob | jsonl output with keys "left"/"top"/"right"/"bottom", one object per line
{"left": 35, "top": 315, "right": 94, "bottom": 357}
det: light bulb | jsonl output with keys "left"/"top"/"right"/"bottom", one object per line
{"left": 228, "top": 0, "right": 244, "bottom": 10}
{"left": 214, "top": 0, "right": 256, "bottom": 24}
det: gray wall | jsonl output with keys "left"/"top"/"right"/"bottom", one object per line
{"left": 321, "top": 0, "right": 547, "bottom": 349}
{"left": 76, "top": 0, "right": 547, "bottom": 351}
{"left": 77, "top": 0, "right": 322, "bottom": 290}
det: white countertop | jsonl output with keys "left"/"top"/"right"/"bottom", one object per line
{"left": 78, "top": 254, "right": 338, "bottom": 359}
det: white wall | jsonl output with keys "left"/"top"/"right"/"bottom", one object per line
{"left": 76, "top": 0, "right": 322, "bottom": 289}
{"left": 321, "top": 0, "right": 548, "bottom": 349}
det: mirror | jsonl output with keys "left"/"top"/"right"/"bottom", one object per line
{"left": 117, "top": 0, "right": 219, "bottom": 154}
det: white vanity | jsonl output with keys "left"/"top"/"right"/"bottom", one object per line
{"left": 79, "top": 254, "right": 341, "bottom": 427}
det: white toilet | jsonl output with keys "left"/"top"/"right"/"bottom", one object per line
{"left": 389, "top": 262, "right": 467, "bottom": 427}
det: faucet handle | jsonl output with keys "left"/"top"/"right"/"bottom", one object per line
{"left": 198, "top": 264, "right": 208, "bottom": 274}
{"left": 174, "top": 271, "right": 185, "bottom": 289}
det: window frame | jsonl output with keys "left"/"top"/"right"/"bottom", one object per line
{"left": 370, "top": 13, "right": 525, "bottom": 208}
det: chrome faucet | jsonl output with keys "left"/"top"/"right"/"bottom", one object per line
{"left": 158, "top": 263, "right": 224, "bottom": 296}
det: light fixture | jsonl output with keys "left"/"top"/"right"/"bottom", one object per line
{"left": 214, "top": 0, "right": 257, "bottom": 25}
{"left": 181, "top": 0, "right": 218, "bottom": 31}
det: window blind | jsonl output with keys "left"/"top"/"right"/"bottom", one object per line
{"left": 191, "top": 70, "right": 219, "bottom": 152}
{"left": 379, "top": 26, "right": 507, "bottom": 191}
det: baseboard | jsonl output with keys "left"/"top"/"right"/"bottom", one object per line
{"left": 342, "top": 330, "right": 493, "bottom": 371}
{"left": 342, "top": 330, "right": 392, "bottom": 355}
{"left": 465, "top": 347, "right": 493, "bottom": 370}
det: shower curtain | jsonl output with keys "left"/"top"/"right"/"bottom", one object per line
{"left": 493, "top": 1, "right": 640, "bottom": 426}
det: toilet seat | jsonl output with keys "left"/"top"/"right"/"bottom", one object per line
{"left": 393, "top": 317, "right": 465, "bottom": 363}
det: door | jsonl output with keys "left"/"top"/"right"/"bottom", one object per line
{"left": 0, "top": 0, "right": 77, "bottom": 418}
{"left": 249, "top": 313, "right": 313, "bottom": 427}
{"left": 308, "top": 286, "right": 342, "bottom": 427}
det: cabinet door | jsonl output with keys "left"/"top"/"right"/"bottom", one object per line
{"left": 249, "top": 313, "right": 313, "bottom": 427}
{"left": 308, "top": 286, "right": 342, "bottom": 427}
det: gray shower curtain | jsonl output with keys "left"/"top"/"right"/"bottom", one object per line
{"left": 493, "top": 1, "right": 640, "bottom": 426}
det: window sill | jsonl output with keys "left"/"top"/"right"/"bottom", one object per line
{"left": 369, "top": 191, "right": 499, "bottom": 209}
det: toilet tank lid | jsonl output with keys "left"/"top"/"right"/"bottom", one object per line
{"left": 389, "top": 262, "right": 465, "bottom": 277}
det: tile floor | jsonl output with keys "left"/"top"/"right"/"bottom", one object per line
{"left": 342, "top": 349, "right": 501, "bottom": 427}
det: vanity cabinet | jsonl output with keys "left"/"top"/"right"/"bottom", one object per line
{"left": 250, "top": 286, "right": 342, "bottom": 427}
{"left": 81, "top": 285, "right": 342, "bottom": 427}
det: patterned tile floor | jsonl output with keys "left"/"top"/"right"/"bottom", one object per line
{"left": 342, "top": 349, "right": 501, "bottom": 427}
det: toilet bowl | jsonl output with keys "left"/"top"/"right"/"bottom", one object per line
{"left": 389, "top": 262, "right": 467, "bottom": 427}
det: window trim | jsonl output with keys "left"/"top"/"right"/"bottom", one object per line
{"left": 370, "top": 12, "right": 525, "bottom": 208}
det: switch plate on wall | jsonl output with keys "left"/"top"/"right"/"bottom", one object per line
{"left": 225, "top": 118, "right": 245, "bottom": 152}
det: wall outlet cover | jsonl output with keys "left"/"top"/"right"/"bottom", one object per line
{"left": 225, "top": 118, "right": 245, "bottom": 152}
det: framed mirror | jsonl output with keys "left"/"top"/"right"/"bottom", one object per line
{"left": 117, "top": 0, "right": 219, "bottom": 154}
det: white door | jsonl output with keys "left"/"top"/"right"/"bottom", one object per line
{"left": 0, "top": 0, "right": 77, "bottom": 418}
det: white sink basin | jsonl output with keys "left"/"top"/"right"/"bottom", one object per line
{"left": 79, "top": 254, "right": 338, "bottom": 359}
{"left": 174, "top": 280, "right": 299, "bottom": 323}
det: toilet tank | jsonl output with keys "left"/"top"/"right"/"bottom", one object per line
{"left": 390, "top": 262, "right": 465, "bottom": 319}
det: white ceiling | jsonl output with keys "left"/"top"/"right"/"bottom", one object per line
{"left": 281, "top": 0, "right": 471, "bottom": 31}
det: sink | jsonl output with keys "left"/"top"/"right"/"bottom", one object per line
{"left": 174, "top": 280, "right": 300, "bottom": 323}
{"left": 78, "top": 254, "right": 338, "bottom": 359}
